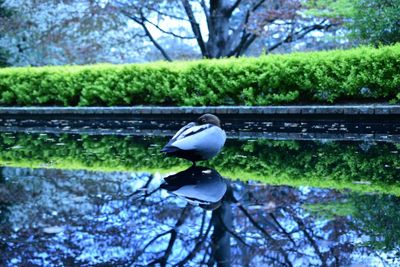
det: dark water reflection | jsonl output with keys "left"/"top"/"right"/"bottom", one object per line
{"left": 1, "top": 167, "right": 399, "bottom": 266}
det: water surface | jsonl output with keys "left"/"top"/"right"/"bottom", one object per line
{"left": 0, "top": 132, "right": 399, "bottom": 266}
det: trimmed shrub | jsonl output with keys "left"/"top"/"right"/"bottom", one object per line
{"left": 0, "top": 44, "right": 399, "bottom": 106}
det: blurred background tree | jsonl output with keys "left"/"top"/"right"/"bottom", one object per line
{"left": 306, "top": 0, "right": 400, "bottom": 45}
{"left": 0, "top": 0, "right": 148, "bottom": 66}
{"left": 0, "top": 0, "right": 398, "bottom": 66}
{"left": 0, "top": 0, "right": 12, "bottom": 67}
{"left": 351, "top": 0, "right": 400, "bottom": 45}
{"left": 113, "top": 0, "right": 342, "bottom": 61}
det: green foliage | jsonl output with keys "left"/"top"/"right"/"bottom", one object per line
{"left": 306, "top": 0, "right": 400, "bottom": 46}
{"left": 0, "top": 45, "right": 399, "bottom": 106}
{"left": 351, "top": 0, "right": 400, "bottom": 45}
{"left": 304, "top": 0, "right": 356, "bottom": 18}
{"left": 0, "top": 133, "right": 399, "bottom": 195}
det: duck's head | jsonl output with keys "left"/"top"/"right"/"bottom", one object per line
{"left": 197, "top": 114, "right": 221, "bottom": 127}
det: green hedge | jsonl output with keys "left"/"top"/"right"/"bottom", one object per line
{"left": 1, "top": 133, "right": 399, "bottom": 195}
{"left": 0, "top": 45, "right": 399, "bottom": 106}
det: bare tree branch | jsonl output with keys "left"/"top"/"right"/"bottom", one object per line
{"left": 201, "top": 243, "right": 212, "bottom": 266}
{"left": 142, "top": 17, "right": 196, "bottom": 39}
{"left": 286, "top": 207, "right": 328, "bottom": 267}
{"left": 269, "top": 212, "right": 297, "bottom": 246}
{"left": 199, "top": 0, "right": 211, "bottom": 30}
{"left": 238, "top": 204, "right": 294, "bottom": 267}
{"left": 138, "top": 12, "right": 173, "bottom": 62}
{"left": 120, "top": 10, "right": 172, "bottom": 61}
{"left": 174, "top": 217, "right": 213, "bottom": 267}
{"left": 267, "top": 21, "right": 334, "bottom": 53}
{"left": 217, "top": 211, "right": 250, "bottom": 247}
{"left": 147, "top": 6, "right": 191, "bottom": 21}
{"left": 196, "top": 210, "right": 208, "bottom": 241}
{"left": 238, "top": 34, "right": 257, "bottom": 56}
{"left": 227, "top": 32, "right": 256, "bottom": 57}
{"left": 140, "top": 230, "right": 174, "bottom": 255}
{"left": 181, "top": 0, "right": 208, "bottom": 57}
{"left": 227, "top": 0, "right": 242, "bottom": 15}
{"left": 148, "top": 205, "right": 190, "bottom": 266}
{"left": 125, "top": 174, "right": 154, "bottom": 198}
{"left": 252, "top": 0, "right": 268, "bottom": 12}
{"left": 226, "top": 0, "right": 270, "bottom": 57}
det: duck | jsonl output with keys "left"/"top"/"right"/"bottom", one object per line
{"left": 160, "top": 166, "right": 227, "bottom": 210}
{"left": 160, "top": 114, "right": 226, "bottom": 164}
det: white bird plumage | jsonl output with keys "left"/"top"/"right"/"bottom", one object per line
{"left": 161, "top": 114, "right": 226, "bottom": 163}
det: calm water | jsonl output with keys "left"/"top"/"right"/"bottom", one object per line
{"left": 0, "top": 132, "right": 399, "bottom": 266}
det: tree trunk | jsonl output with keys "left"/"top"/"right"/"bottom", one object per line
{"left": 206, "top": 0, "right": 231, "bottom": 58}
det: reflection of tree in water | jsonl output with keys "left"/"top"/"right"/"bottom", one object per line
{"left": 0, "top": 167, "right": 399, "bottom": 266}
{"left": 313, "top": 193, "right": 400, "bottom": 255}
{"left": 211, "top": 185, "right": 346, "bottom": 267}
{"left": 353, "top": 194, "right": 400, "bottom": 253}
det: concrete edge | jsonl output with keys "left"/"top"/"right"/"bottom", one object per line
{"left": 1, "top": 105, "right": 400, "bottom": 115}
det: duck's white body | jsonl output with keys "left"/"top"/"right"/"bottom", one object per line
{"left": 161, "top": 122, "right": 226, "bottom": 162}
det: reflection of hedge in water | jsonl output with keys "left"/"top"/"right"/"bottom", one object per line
{"left": 216, "top": 140, "right": 400, "bottom": 184}
{"left": 0, "top": 133, "right": 183, "bottom": 171}
{"left": 0, "top": 133, "right": 399, "bottom": 187}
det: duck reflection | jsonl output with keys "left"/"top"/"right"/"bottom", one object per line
{"left": 161, "top": 166, "right": 227, "bottom": 210}
{"left": 161, "top": 166, "right": 234, "bottom": 266}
